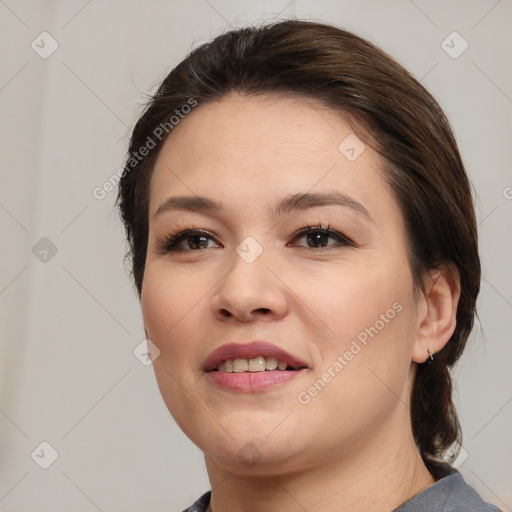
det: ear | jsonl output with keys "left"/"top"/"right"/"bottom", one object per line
{"left": 412, "top": 264, "right": 461, "bottom": 363}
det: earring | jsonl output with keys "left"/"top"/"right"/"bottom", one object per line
{"left": 428, "top": 348, "right": 434, "bottom": 361}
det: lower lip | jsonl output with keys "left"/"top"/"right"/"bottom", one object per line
{"left": 206, "top": 369, "right": 305, "bottom": 392}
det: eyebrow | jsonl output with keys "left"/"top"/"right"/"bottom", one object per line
{"left": 155, "top": 192, "right": 373, "bottom": 223}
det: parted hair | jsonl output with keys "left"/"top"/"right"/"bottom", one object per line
{"left": 116, "top": 19, "right": 481, "bottom": 475}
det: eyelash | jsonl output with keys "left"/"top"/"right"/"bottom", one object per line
{"left": 157, "top": 223, "right": 355, "bottom": 254}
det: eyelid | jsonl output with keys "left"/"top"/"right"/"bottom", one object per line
{"left": 290, "top": 224, "right": 356, "bottom": 247}
{"left": 156, "top": 227, "right": 222, "bottom": 254}
{"left": 157, "top": 223, "right": 356, "bottom": 254}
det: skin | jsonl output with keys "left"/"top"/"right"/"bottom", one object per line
{"left": 141, "top": 92, "right": 461, "bottom": 512}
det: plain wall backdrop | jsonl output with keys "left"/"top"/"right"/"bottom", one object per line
{"left": 0, "top": 1, "right": 511, "bottom": 510}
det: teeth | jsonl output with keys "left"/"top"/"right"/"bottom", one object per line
{"left": 265, "top": 357, "right": 278, "bottom": 370}
{"left": 248, "top": 356, "right": 266, "bottom": 372}
{"left": 232, "top": 358, "right": 248, "bottom": 372}
{"left": 216, "top": 356, "right": 292, "bottom": 373}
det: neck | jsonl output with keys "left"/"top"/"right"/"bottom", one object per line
{"left": 204, "top": 410, "right": 436, "bottom": 512}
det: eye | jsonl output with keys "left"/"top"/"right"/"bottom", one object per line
{"left": 157, "top": 224, "right": 354, "bottom": 254}
{"left": 158, "top": 229, "right": 221, "bottom": 253}
{"left": 290, "top": 225, "right": 354, "bottom": 249}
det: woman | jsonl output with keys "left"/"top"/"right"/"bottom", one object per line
{"left": 117, "top": 20, "right": 501, "bottom": 512}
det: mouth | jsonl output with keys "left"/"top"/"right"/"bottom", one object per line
{"left": 203, "top": 341, "right": 309, "bottom": 392}
{"left": 215, "top": 356, "right": 306, "bottom": 373}
{"left": 203, "top": 341, "right": 308, "bottom": 373}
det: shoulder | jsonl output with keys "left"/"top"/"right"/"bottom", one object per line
{"left": 181, "top": 473, "right": 503, "bottom": 512}
{"left": 440, "top": 471, "right": 502, "bottom": 511}
{"left": 181, "top": 490, "right": 211, "bottom": 512}
{"left": 395, "top": 467, "right": 502, "bottom": 512}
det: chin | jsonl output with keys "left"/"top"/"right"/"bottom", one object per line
{"left": 196, "top": 422, "right": 310, "bottom": 473}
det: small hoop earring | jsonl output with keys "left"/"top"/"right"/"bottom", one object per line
{"left": 428, "top": 348, "right": 434, "bottom": 361}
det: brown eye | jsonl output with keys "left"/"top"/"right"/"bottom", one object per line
{"left": 291, "top": 226, "right": 354, "bottom": 249}
{"left": 160, "top": 230, "right": 221, "bottom": 253}
{"left": 184, "top": 234, "right": 213, "bottom": 250}
{"left": 305, "top": 230, "right": 331, "bottom": 248}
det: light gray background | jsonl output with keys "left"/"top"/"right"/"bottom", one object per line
{"left": 0, "top": 1, "right": 511, "bottom": 510}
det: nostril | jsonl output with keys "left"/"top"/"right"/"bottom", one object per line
{"left": 254, "top": 308, "right": 271, "bottom": 314}
{"left": 217, "top": 307, "right": 271, "bottom": 321}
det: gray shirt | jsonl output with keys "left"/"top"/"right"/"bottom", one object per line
{"left": 181, "top": 467, "right": 502, "bottom": 511}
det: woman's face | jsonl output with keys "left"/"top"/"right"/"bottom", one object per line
{"left": 141, "top": 93, "right": 423, "bottom": 474}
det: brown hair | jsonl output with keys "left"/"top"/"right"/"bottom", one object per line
{"left": 116, "top": 19, "right": 480, "bottom": 472}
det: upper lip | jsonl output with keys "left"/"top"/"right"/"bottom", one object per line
{"left": 203, "top": 341, "right": 308, "bottom": 372}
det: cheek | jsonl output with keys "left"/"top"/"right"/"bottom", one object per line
{"left": 292, "top": 259, "right": 408, "bottom": 345}
{"left": 141, "top": 263, "right": 208, "bottom": 361}
{"left": 298, "top": 305, "right": 414, "bottom": 434}
{"left": 141, "top": 265, "right": 213, "bottom": 437}
{"left": 292, "top": 260, "right": 415, "bottom": 404}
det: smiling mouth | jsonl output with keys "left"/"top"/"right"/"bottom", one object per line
{"left": 214, "top": 356, "right": 306, "bottom": 373}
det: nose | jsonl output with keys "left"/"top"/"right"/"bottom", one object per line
{"left": 211, "top": 248, "right": 289, "bottom": 323}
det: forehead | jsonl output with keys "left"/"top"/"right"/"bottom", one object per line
{"left": 155, "top": 92, "right": 360, "bottom": 159}
{"left": 148, "top": 92, "right": 388, "bottom": 218}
